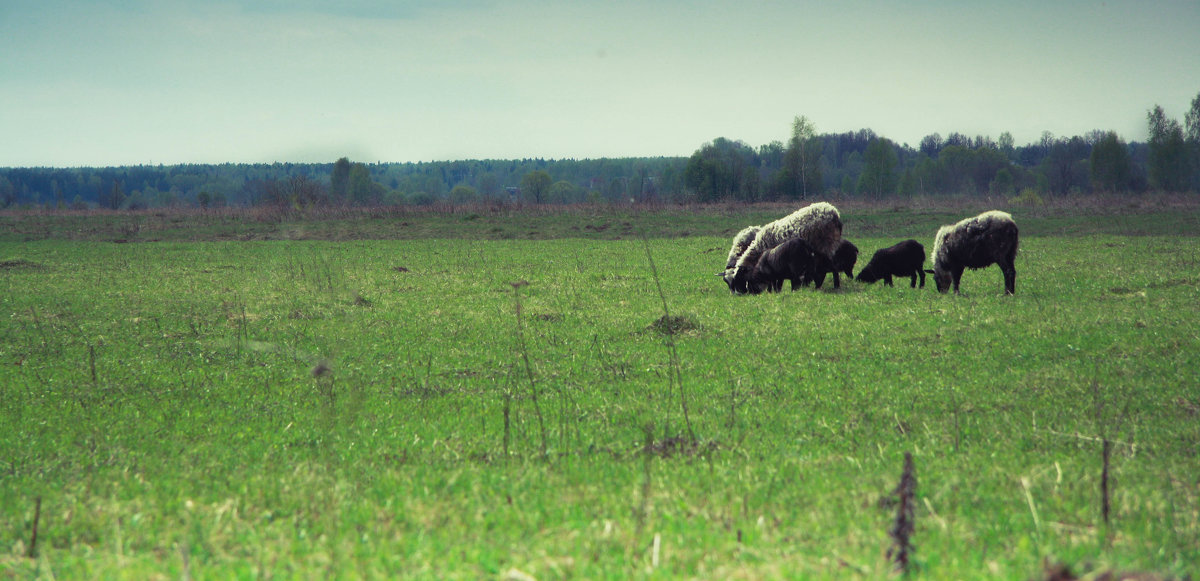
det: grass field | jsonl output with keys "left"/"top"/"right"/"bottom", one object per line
{"left": 2, "top": 202, "right": 1199, "bottom": 579}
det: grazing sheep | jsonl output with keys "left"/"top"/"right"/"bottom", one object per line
{"left": 834, "top": 239, "right": 859, "bottom": 278}
{"left": 856, "top": 239, "right": 927, "bottom": 288}
{"left": 808, "top": 239, "right": 859, "bottom": 289}
{"left": 719, "top": 225, "right": 762, "bottom": 285}
{"left": 929, "top": 211, "right": 1019, "bottom": 295}
{"left": 728, "top": 202, "right": 843, "bottom": 293}
{"left": 749, "top": 237, "right": 818, "bottom": 293}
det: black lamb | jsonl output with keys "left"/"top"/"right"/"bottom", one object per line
{"left": 856, "top": 239, "right": 927, "bottom": 288}
{"left": 750, "top": 237, "right": 818, "bottom": 293}
{"left": 806, "top": 239, "right": 858, "bottom": 289}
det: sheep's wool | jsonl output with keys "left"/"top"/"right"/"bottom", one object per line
{"left": 932, "top": 210, "right": 1014, "bottom": 268}
{"left": 724, "top": 225, "right": 762, "bottom": 272}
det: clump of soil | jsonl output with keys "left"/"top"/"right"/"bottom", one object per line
{"left": 648, "top": 314, "right": 699, "bottom": 336}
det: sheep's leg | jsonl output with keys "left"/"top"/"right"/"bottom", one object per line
{"left": 813, "top": 271, "right": 826, "bottom": 290}
{"left": 832, "top": 270, "right": 841, "bottom": 289}
{"left": 1001, "top": 261, "right": 1016, "bottom": 295}
{"left": 884, "top": 274, "right": 893, "bottom": 287}
{"left": 908, "top": 272, "right": 917, "bottom": 288}
{"left": 917, "top": 268, "right": 926, "bottom": 288}
{"left": 952, "top": 267, "right": 964, "bottom": 294}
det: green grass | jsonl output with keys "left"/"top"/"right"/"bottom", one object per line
{"left": 2, "top": 206, "right": 1199, "bottom": 579}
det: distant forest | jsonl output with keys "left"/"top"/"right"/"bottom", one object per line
{"left": 4, "top": 94, "right": 1198, "bottom": 210}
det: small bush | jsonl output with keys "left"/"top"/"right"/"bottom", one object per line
{"left": 1009, "top": 188, "right": 1045, "bottom": 207}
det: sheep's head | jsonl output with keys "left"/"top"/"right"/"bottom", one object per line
{"left": 931, "top": 267, "right": 952, "bottom": 293}
{"left": 728, "top": 266, "right": 764, "bottom": 295}
{"left": 746, "top": 262, "right": 776, "bottom": 295}
{"left": 724, "top": 267, "right": 744, "bottom": 294}
{"left": 727, "top": 247, "right": 768, "bottom": 294}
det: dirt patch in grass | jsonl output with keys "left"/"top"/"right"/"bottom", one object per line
{"left": 640, "top": 435, "right": 719, "bottom": 458}
{"left": 648, "top": 313, "right": 700, "bottom": 336}
{"left": 0, "top": 259, "right": 43, "bottom": 270}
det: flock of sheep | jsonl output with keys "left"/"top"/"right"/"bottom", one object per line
{"left": 719, "top": 202, "right": 1020, "bottom": 295}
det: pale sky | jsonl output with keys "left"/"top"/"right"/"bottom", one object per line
{"left": 2, "top": 0, "right": 1198, "bottom": 167}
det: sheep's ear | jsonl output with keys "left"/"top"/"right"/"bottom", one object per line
{"left": 715, "top": 271, "right": 727, "bottom": 277}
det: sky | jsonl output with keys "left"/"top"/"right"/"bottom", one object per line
{"left": 2, "top": 0, "right": 1199, "bottom": 167}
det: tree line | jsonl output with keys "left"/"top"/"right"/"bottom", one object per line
{"left": 682, "top": 90, "right": 1200, "bottom": 203}
{"left": 3, "top": 93, "right": 1198, "bottom": 210}
{"left": 0, "top": 157, "right": 686, "bottom": 210}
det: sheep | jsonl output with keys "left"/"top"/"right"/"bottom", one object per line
{"left": 748, "top": 237, "right": 818, "bottom": 293}
{"left": 855, "top": 239, "right": 927, "bottom": 288}
{"left": 834, "top": 239, "right": 859, "bottom": 279}
{"left": 728, "top": 202, "right": 843, "bottom": 293}
{"left": 807, "top": 239, "right": 858, "bottom": 289}
{"left": 718, "top": 225, "right": 762, "bottom": 285}
{"left": 929, "top": 210, "right": 1019, "bottom": 295}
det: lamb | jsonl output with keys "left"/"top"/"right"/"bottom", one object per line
{"left": 719, "top": 225, "right": 762, "bottom": 286}
{"left": 834, "top": 239, "right": 859, "bottom": 279}
{"left": 929, "top": 210, "right": 1019, "bottom": 295}
{"left": 855, "top": 239, "right": 927, "bottom": 288}
{"left": 808, "top": 239, "right": 858, "bottom": 289}
{"left": 748, "top": 237, "right": 818, "bottom": 293}
{"left": 728, "top": 202, "right": 843, "bottom": 293}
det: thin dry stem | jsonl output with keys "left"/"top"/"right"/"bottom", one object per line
{"left": 511, "top": 281, "right": 548, "bottom": 458}
{"left": 887, "top": 452, "right": 917, "bottom": 575}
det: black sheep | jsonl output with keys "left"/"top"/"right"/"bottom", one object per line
{"left": 804, "top": 239, "right": 858, "bottom": 290}
{"left": 749, "top": 237, "right": 817, "bottom": 293}
{"left": 856, "top": 239, "right": 927, "bottom": 288}
{"left": 929, "top": 211, "right": 1019, "bottom": 295}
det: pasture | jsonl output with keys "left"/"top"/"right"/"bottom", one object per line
{"left": 2, "top": 203, "right": 1199, "bottom": 579}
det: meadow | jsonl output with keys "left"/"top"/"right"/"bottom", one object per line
{"left": 2, "top": 201, "right": 1199, "bottom": 579}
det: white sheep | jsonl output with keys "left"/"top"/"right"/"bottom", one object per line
{"left": 719, "top": 225, "right": 762, "bottom": 285}
{"left": 727, "top": 202, "right": 843, "bottom": 293}
{"left": 930, "top": 210, "right": 1019, "bottom": 295}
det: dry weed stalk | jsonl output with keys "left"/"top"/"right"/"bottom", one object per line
{"left": 1092, "top": 377, "right": 1129, "bottom": 541}
{"left": 887, "top": 452, "right": 917, "bottom": 575}
{"left": 510, "top": 280, "right": 548, "bottom": 457}
{"left": 640, "top": 237, "right": 696, "bottom": 445}
{"left": 1101, "top": 437, "right": 1113, "bottom": 527}
{"left": 27, "top": 496, "right": 41, "bottom": 559}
